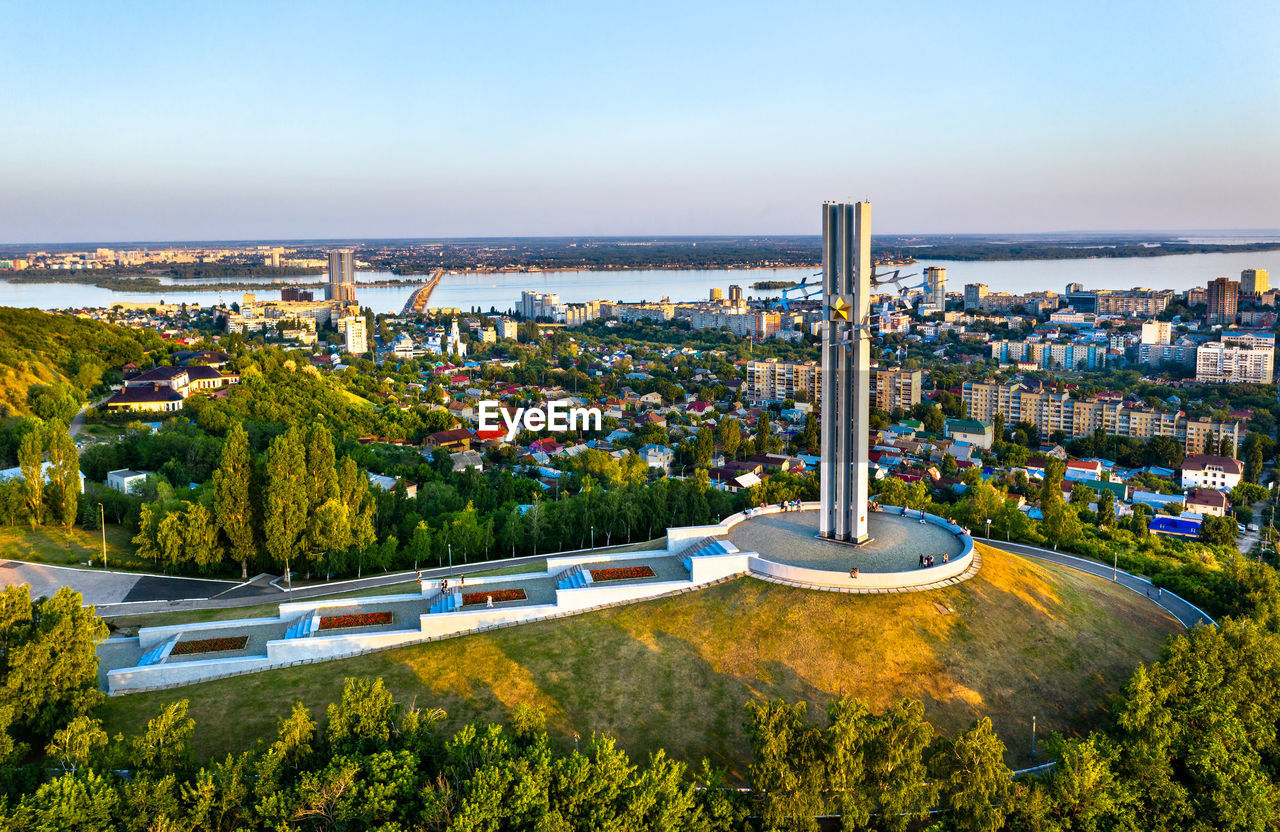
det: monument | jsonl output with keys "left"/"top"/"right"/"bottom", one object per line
{"left": 819, "top": 202, "right": 873, "bottom": 543}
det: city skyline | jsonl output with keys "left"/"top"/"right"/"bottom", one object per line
{"left": 2, "top": 1, "right": 1278, "bottom": 242}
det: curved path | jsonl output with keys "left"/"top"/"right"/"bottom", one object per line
{"left": 985, "top": 539, "right": 1215, "bottom": 628}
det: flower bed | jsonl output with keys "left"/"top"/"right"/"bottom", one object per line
{"left": 318, "top": 611, "right": 393, "bottom": 630}
{"left": 463, "top": 588, "right": 527, "bottom": 605}
{"left": 589, "top": 565, "right": 656, "bottom": 582}
{"left": 171, "top": 635, "right": 249, "bottom": 656}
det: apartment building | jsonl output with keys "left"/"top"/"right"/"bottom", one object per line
{"left": 961, "top": 380, "right": 1242, "bottom": 454}
{"left": 1094, "top": 289, "right": 1173, "bottom": 316}
{"left": 746, "top": 359, "right": 820, "bottom": 404}
{"left": 990, "top": 340, "right": 1108, "bottom": 370}
{"left": 874, "top": 368, "right": 922, "bottom": 412}
{"left": 1195, "top": 340, "right": 1275, "bottom": 384}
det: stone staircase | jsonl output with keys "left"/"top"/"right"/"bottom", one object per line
{"left": 680, "top": 537, "right": 733, "bottom": 572}
{"left": 284, "top": 613, "right": 316, "bottom": 640}
{"left": 137, "top": 637, "right": 177, "bottom": 667}
{"left": 556, "top": 564, "right": 593, "bottom": 590}
{"left": 429, "top": 590, "right": 462, "bottom": 614}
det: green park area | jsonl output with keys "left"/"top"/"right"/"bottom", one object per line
{"left": 100, "top": 544, "right": 1180, "bottom": 775}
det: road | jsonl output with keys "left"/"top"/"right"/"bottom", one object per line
{"left": 984, "top": 539, "right": 1214, "bottom": 628}
{"left": 0, "top": 560, "right": 240, "bottom": 606}
{"left": 69, "top": 394, "right": 112, "bottom": 438}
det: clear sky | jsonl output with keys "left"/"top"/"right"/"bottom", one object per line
{"left": 2, "top": 0, "right": 1278, "bottom": 242}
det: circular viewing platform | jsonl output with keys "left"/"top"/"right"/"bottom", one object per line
{"left": 719, "top": 504, "right": 976, "bottom": 592}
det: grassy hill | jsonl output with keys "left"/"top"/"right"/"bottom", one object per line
{"left": 99, "top": 544, "right": 1180, "bottom": 775}
{"left": 0, "top": 307, "right": 164, "bottom": 419}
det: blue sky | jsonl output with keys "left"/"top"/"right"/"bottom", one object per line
{"left": 2, "top": 0, "right": 1278, "bottom": 242}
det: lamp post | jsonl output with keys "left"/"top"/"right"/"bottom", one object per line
{"left": 985, "top": 517, "right": 991, "bottom": 539}
{"left": 591, "top": 526, "right": 595, "bottom": 550}
{"left": 99, "top": 503, "right": 107, "bottom": 569}
{"left": 1031, "top": 715, "right": 1037, "bottom": 763}
{"left": 1113, "top": 548, "right": 1118, "bottom": 582}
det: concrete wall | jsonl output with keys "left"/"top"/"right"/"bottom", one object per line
{"left": 688, "top": 552, "right": 752, "bottom": 584}
{"left": 137, "top": 616, "right": 283, "bottom": 649}
{"left": 265, "top": 628, "right": 435, "bottom": 663}
{"left": 108, "top": 655, "right": 275, "bottom": 693}
{"left": 554, "top": 579, "right": 693, "bottom": 611}
{"left": 545, "top": 549, "right": 667, "bottom": 570}
{"left": 277, "top": 591, "right": 425, "bottom": 618}
{"left": 666, "top": 525, "right": 730, "bottom": 553}
{"left": 747, "top": 552, "right": 972, "bottom": 589}
{"left": 417, "top": 604, "right": 562, "bottom": 639}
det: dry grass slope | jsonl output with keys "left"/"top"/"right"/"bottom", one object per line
{"left": 99, "top": 544, "right": 1180, "bottom": 776}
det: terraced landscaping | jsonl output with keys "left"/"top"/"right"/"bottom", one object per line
{"left": 101, "top": 544, "right": 1180, "bottom": 775}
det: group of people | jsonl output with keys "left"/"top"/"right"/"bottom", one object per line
{"left": 918, "top": 552, "right": 949, "bottom": 568}
{"left": 438, "top": 574, "right": 466, "bottom": 593}
{"left": 743, "top": 499, "right": 804, "bottom": 518}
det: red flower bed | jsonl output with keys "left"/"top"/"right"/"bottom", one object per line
{"left": 171, "top": 635, "right": 249, "bottom": 656}
{"left": 463, "top": 588, "right": 527, "bottom": 605}
{"left": 590, "top": 565, "right": 656, "bottom": 582}
{"left": 318, "top": 611, "right": 393, "bottom": 630}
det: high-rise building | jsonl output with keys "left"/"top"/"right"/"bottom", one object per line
{"left": 1241, "top": 268, "right": 1271, "bottom": 296}
{"left": 962, "top": 380, "right": 1242, "bottom": 454}
{"left": 923, "top": 267, "right": 946, "bottom": 313}
{"left": 1140, "top": 320, "right": 1172, "bottom": 345}
{"left": 728, "top": 285, "right": 743, "bottom": 303}
{"left": 1206, "top": 277, "right": 1239, "bottom": 325}
{"left": 340, "top": 316, "right": 368, "bottom": 356}
{"left": 327, "top": 249, "right": 356, "bottom": 303}
{"left": 873, "top": 368, "right": 922, "bottom": 412}
{"left": 709, "top": 287, "right": 724, "bottom": 302}
{"left": 963, "top": 283, "right": 989, "bottom": 310}
{"left": 1196, "top": 339, "right": 1274, "bottom": 384}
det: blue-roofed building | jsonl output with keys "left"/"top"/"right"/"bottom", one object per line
{"left": 1149, "top": 516, "right": 1201, "bottom": 538}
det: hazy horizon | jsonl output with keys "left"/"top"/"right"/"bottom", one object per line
{"left": 3, "top": 1, "right": 1277, "bottom": 242}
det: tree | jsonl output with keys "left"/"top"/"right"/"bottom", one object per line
{"left": 934, "top": 718, "right": 1012, "bottom": 832}
{"left": 1096, "top": 487, "right": 1116, "bottom": 527}
{"left": 745, "top": 698, "right": 825, "bottom": 832}
{"left": 1199, "top": 514, "right": 1236, "bottom": 546}
{"left": 45, "top": 421, "right": 79, "bottom": 533}
{"left": 1041, "top": 499, "right": 1082, "bottom": 548}
{"left": 264, "top": 428, "right": 309, "bottom": 587}
{"left": 131, "top": 700, "right": 196, "bottom": 775}
{"left": 718, "top": 416, "right": 741, "bottom": 460}
{"left": 305, "top": 425, "right": 339, "bottom": 511}
{"left": 755, "top": 412, "right": 772, "bottom": 456}
{"left": 213, "top": 423, "right": 256, "bottom": 579}
{"left": 693, "top": 426, "right": 714, "bottom": 468}
{"left": 17, "top": 429, "right": 44, "bottom": 528}
{"left": 408, "top": 521, "right": 432, "bottom": 570}
{"left": 0, "top": 585, "right": 107, "bottom": 738}
{"left": 338, "top": 457, "right": 376, "bottom": 574}
{"left": 1040, "top": 458, "right": 1065, "bottom": 505}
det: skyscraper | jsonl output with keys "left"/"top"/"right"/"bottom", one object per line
{"left": 1241, "top": 268, "right": 1270, "bottom": 296}
{"left": 923, "top": 266, "right": 946, "bottom": 313}
{"left": 728, "top": 285, "right": 743, "bottom": 303}
{"left": 327, "top": 249, "right": 356, "bottom": 303}
{"left": 1206, "top": 277, "right": 1239, "bottom": 326}
{"left": 963, "top": 283, "right": 989, "bottom": 310}
{"left": 709, "top": 287, "right": 724, "bottom": 302}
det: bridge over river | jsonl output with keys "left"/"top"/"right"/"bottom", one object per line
{"left": 400, "top": 269, "right": 445, "bottom": 315}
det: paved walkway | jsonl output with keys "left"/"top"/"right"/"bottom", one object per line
{"left": 985, "top": 540, "right": 1214, "bottom": 628}
{"left": 728, "top": 509, "right": 963, "bottom": 571}
{"left": 0, "top": 560, "right": 237, "bottom": 606}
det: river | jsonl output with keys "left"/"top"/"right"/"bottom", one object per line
{"left": 3, "top": 249, "right": 1279, "bottom": 315}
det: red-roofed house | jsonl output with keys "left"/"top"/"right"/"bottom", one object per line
{"left": 1184, "top": 488, "right": 1229, "bottom": 517}
{"left": 1064, "top": 460, "right": 1103, "bottom": 481}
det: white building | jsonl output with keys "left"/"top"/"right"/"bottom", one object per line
{"left": 1140, "top": 320, "right": 1172, "bottom": 345}
{"left": 106, "top": 468, "right": 149, "bottom": 494}
{"left": 1195, "top": 340, "right": 1274, "bottom": 384}
{"left": 1180, "top": 455, "right": 1243, "bottom": 491}
{"left": 339, "top": 316, "right": 368, "bottom": 356}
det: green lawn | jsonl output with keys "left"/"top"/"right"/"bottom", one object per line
{"left": 0, "top": 523, "right": 143, "bottom": 569}
{"left": 100, "top": 545, "right": 1180, "bottom": 776}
